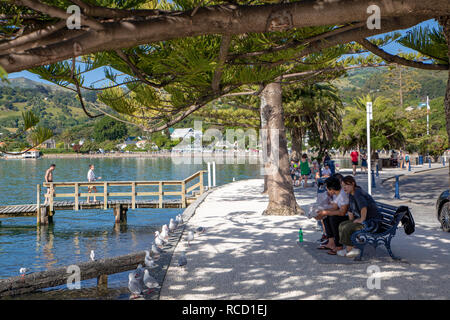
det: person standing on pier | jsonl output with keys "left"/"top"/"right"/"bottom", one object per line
{"left": 43, "top": 164, "right": 56, "bottom": 206}
{"left": 87, "top": 164, "right": 101, "bottom": 203}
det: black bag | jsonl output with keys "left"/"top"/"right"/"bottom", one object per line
{"left": 399, "top": 206, "right": 415, "bottom": 235}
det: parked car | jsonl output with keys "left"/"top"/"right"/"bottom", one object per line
{"left": 436, "top": 190, "right": 450, "bottom": 232}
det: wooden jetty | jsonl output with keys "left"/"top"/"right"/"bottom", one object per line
{"left": 0, "top": 170, "right": 206, "bottom": 225}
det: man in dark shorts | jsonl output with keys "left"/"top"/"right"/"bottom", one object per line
{"left": 44, "top": 164, "right": 56, "bottom": 205}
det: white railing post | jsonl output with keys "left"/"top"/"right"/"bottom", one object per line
{"left": 212, "top": 161, "right": 216, "bottom": 187}
{"left": 207, "top": 162, "right": 212, "bottom": 189}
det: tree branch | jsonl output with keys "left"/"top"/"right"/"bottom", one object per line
{"left": 212, "top": 34, "right": 232, "bottom": 93}
{"left": 357, "top": 38, "right": 449, "bottom": 70}
{"left": 15, "top": 0, "right": 104, "bottom": 31}
{"left": 2, "top": 1, "right": 448, "bottom": 73}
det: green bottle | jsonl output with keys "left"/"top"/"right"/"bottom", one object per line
{"left": 298, "top": 228, "right": 303, "bottom": 242}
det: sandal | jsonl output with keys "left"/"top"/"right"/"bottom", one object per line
{"left": 317, "top": 245, "right": 333, "bottom": 250}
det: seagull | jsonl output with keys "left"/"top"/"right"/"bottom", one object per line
{"left": 144, "top": 250, "right": 158, "bottom": 269}
{"left": 233, "top": 177, "right": 236, "bottom": 181}
{"left": 169, "top": 218, "right": 178, "bottom": 232}
{"left": 134, "top": 264, "right": 145, "bottom": 281}
{"left": 160, "top": 225, "right": 169, "bottom": 241}
{"left": 143, "top": 269, "right": 160, "bottom": 294}
{"left": 90, "top": 250, "right": 95, "bottom": 261}
{"left": 176, "top": 214, "right": 184, "bottom": 225}
{"left": 154, "top": 231, "right": 164, "bottom": 248}
{"left": 19, "top": 268, "right": 29, "bottom": 277}
{"left": 178, "top": 252, "right": 187, "bottom": 267}
{"left": 128, "top": 272, "right": 144, "bottom": 298}
{"left": 151, "top": 243, "right": 162, "bottom": 260}
{"left": 195, "top": 226, "right": 206, "bottom": 234}
{"left": 187, "top": 230, "right": 194, "bottom": 246}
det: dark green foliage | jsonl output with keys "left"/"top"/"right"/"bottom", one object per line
{"left": 93, "top": 117, "right": 128, "bottom": 142}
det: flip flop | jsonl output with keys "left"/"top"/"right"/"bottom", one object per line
{"left": 327, "top": 249, "right": 337, "bottom": 255}
{"left": 317, "top": 245, "right": 333, "bottom": 250}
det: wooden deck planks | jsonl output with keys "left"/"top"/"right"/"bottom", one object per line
{"left": 0, "top": 197, "right": 192, "bottom": 216}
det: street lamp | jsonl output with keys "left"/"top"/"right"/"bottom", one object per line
{"left": 366, "top": 101, "right": 373, "bottom": 195}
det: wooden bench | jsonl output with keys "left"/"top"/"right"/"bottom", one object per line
{"left": 350, "top": 202, "right": 410, "bottom": 261}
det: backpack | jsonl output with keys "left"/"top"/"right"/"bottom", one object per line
{"left": 399, "top": 206, "right": 415, "bottom": 235}
{"left": 405, "top": 155, "right": 409, "bottom": 162}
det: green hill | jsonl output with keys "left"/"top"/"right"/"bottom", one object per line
{"left": 0, "top": 78, "right": 96, "bottom": 134}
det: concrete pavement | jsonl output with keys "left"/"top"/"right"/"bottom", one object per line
{"left": 159, "top": 174, "right": 450, "bottom": 300}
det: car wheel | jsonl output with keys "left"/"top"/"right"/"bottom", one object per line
{"left": 440, "top": 202, "right": 450, "bottom": 232}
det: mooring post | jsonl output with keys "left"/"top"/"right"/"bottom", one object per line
{"left": 97, "top": 274, "right": 108, "bottom": 291}
{"left": 394, "top": 176, "right": 400, "bottom": 199}
{"left": 114, "top": 204, "right": 127, "bottom": 224}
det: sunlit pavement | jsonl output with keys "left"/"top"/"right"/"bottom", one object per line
{"left": 159, "top": 176, "right": 450, "bottom": 300}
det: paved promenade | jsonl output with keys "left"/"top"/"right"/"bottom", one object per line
{"left": 160, "top": 166, "right": 450, "bottom": 300}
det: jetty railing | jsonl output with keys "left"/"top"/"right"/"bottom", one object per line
{"left": 42, "top": 170, "right": 206, "bottom": 212}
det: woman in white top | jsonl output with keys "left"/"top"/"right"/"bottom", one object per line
{"left": 315, "top": 176, "right": 349, "bottom": 255}
{"left": 87, "top": 164, "right": 101, "bottom": 203}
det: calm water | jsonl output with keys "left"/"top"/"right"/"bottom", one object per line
{"left": 0, "top": 157, "right": 261, "bottom": 298}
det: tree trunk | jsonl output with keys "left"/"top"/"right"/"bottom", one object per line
{"left": 290, "top": 127, "right": 303, "bottom": 161}
{"left": 260, "top": 82, "right": 304, "bottom": 216}
{"left": 439, "top": 16, "right": 450, "bottom": 185}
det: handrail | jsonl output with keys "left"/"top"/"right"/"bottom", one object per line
{"left": 41, "top": 170, "right": 206, "bottom": 211}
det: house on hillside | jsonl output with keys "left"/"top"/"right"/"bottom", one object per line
{"left": 40, "top": 139, "right": 56, "bottom": 149}
{"left": 170, "top": 128, "right": 202, "bottom": 140}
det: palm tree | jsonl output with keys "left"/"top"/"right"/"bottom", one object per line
{"left": 284, "top": 83, "right": 343, "bottom": 161}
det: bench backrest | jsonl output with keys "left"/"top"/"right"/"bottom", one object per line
{"left": 375, "top": 202, "right": 405, "bottom": 233}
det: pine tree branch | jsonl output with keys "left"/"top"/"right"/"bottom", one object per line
{"left": 357, "top": 38, "right": 449, "bottom": 70}
{"left": 15, "top": 0, "right": 104, "bottom": 31}
{"left": 212, "top": 34, "right": 232, "bottom": 93}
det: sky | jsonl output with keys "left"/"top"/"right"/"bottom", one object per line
{"left": 7, "top": 19, "right": 440, "bottom": 87}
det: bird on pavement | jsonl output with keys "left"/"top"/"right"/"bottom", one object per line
{"left": 144, "top": 250, "right": 158, "bottom": 269}
{"left": 178, "top": 252, "right": 187, "bottom": 267}
{"left": 169, "top": 218, "right": 178, "bottom": 232}
{"left": 154, "top": 231, "right": 165, "bottom": 248}
{"left": 143, "top": 269, "right": 160, "bottom": 294}
{"left": 186, "top": 230, "right": 195, "bottom": 246}
{"left": 195, "top": 226, "right": 206, "bottom": 234}
{"left": 160, "top": 225, "right": 169, "bottom": 241}
{"left": 128, "top": 272, "right": 144, "bottom": 298}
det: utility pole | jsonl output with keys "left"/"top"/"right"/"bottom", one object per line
{"left": 366, "top": 101, "right": 373, "bottom": 195}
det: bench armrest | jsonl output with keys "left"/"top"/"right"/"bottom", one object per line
{"left": 361, "top": 219, "right": 381, "bottom": 233}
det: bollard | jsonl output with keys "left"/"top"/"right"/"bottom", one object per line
{"left": 371, "top": 169, "right": 376, "bottom": 188}
{"left": 376, "top": 163, "right": 379, "bottom": 177}
{"left": 429, "top": 157, "right": 431, "bottom": 168}
{"left": 394, "top": 176, "right": 400, "bottom": 199}
{"left": 408, "top": 160, "right": 411, "bottom": 171}
{"left": 443, "top": 157, "right": 445, "bottom": 167}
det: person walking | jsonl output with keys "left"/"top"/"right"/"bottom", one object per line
{"left": 350, "top": 149, "right": 359, "bottom": 176}
{"left": 299, "top": 153, "right": 310, "bottom": 187}
{"left": 43, "top": 164, "right": 56, "bottom": 206}
{"left": 87, "top": 164, "right": 102, "bottom": 203}
{"left": 360, "top": 152, "right": 368, "bottom": 173}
